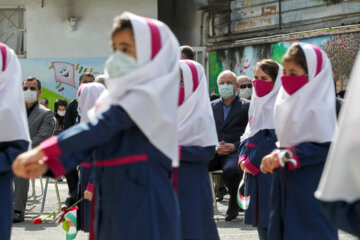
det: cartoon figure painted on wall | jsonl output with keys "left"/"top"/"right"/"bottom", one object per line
{"left": 42, "top": 61, "right": 95, "bottom": 110}
{"left": 20, "top": 57, "right": 106, "bottom": 111}
{"left": 52, "top": 62, "right": 76, "bottom": 89}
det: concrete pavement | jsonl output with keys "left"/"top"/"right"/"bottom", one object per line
{"left": 11, "top": 178, "right": 357, "bottom": 240}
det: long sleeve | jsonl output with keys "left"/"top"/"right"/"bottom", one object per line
{"left": 41, "top": 106, "right": 134, "bottom": 158}
{"left": 281, "top": 142, "right": 331, "bottom": 170}
{"left": 321, "top": 200, "right": 360, "bottom": 238}
{"left": 180, "top": 146, "right": 216, "bottom": 163}
{"left": 238, "top": 139, "right": 249, "bottom": 166}
{"left": 247, "top": 130, "right": 277, "bottom": 174}
{"left": 238, "top": 130, "right": 277, "bottom": 175}
{"left": 31, "top": 110, "right": 55, "bottom": 148}
{"left": 41, "top": 106, "right": 135, "bottom": 177}
{"left": 0, "top": 140, "right": 29, "bottom": 173}
{"left": 45, "top": 148, "right": 93, "bottom": 178}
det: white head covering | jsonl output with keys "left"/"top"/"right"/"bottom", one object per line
{"left": 315, "top": 53, "right": 360, "bottom": 203}
{"left": 77, "top": 82, "right": 106, "bottom": 123}
{"left": 178, "top": 60, "right": 218, "bottom": 147}
{"left": 0, "top": 43, "right": 30, "bottom": 145}
{"left": 88, "top": 12, "right": 180, "bottom": 167}
{"left": 241, "top": 63, "right": 282, "bottom": 141}
{"left": 274, "top": 43, "right": 337, "bottom": 147}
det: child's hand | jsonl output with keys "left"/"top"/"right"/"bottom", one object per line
{"left": 12, "top": 147, "right": 47, "bottom": 178}
{"left": 84, "top": 190, "right": 93, "bottom": 201}
{"left": 26, "top": 160, "right": 49, "bottom": 178}
{"left": 240, "top": 161, "right": 246, "bottom": 171}
{"left": 260, "top": 150, "right": 280, "bottom": 174}
{"left": 240, "top": 161, "right": 255, "bottom": 175}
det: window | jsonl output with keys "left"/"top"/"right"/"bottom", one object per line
{"left": 0, "top": 5, "right": 25, "bottom": 57}
{"left": 192, "top": 46, "right": 208, "bottom": 80}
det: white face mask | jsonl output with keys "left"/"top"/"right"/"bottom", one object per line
{"left": 218, "top": 84, "right": 235, "bottom": 99}
{"left": 239, "top": 88, "right": 252, "bottom": 99}
{"left": 105, "top": 50, "right": 138, "bottom": 79}
{"left": 23, "top": 90, "right": 38, "bottom": 104}
{"left": 57, "top": 110, "right": 66, "bottom": 117}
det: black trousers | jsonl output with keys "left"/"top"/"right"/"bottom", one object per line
{"left": 65, "top": 169, "right": 78, "bottom": 201}
{"left": 209, "top": 152, "right": 241, "bottom": 213}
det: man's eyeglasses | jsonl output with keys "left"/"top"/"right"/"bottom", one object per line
{"left": 239, "top": 84, "right": 252, "bottom": 89}
{"left": 23, "top": 87, "right": 37, "bottom": 91}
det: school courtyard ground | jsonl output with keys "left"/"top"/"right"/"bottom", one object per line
{"left": 11, "top": 178, "right": 357, "bottom": 240}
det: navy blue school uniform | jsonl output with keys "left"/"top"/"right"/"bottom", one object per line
{"left": 41, "top": 106, "right": 181, "bottom": 240}
{"left": 177, "top": 146, "right": 219, "bottom": 240}
{"left": 267, "top": 142, "right": 338, "bottom": 240}
{"left": 0, "top": 140, "right": 29, "bottom": 239}
{"left": 77, "top": 158, "right": 95, "bottom": 232}
{"left": 321, "top": 200, "right": 360, "bottom": 238}
{"left": 238, "top": 129, "right": 276, "bottom": 229}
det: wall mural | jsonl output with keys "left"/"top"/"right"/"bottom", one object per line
{"left": 20, "top": 57, "right": 107, "bottom": 111}
{"left": 209, "top": 32, "right": 360, "bottom": 94}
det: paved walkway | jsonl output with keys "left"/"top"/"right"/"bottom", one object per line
{"left": 11, "top": 178, "right": 357, "bottom": 240}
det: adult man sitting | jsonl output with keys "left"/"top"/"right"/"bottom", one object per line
{"left": 209, "top": 70, "right": 250, "bottom": 221}
{"left": 13, "top": 77, "right": 55, "bottom": 223}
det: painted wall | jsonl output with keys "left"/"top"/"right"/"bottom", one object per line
{"left": 207, "top": 0, "right": 360, "bottom": 43}
{"left": 0, "top": 0, "right": 157, "bottom": 58}
{"left": 209, "top": 32, "right": 360, "bottom": 93}
{"left": 230, "top": 0, "right": 360, "bottom": 35}
{"left": 0, "top": 0, "right": 157, "bottom": 110}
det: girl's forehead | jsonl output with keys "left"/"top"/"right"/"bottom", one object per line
{"left": 283, "top": 60, "right": 302, "bottom": 68}
{"left": 112, "top": 29, "right": 134, "bottom": 40}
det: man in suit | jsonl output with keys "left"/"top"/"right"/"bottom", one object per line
{"left": 209, "top": 70, "right": 250, "bottom": 221}
{"left": 13, "top": 77, "right": 55, "bottom": 223}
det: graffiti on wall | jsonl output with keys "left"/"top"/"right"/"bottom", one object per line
{"left": 209, "top": 32, "right": 360, "bottom": 94}
{"left": 20, "top": 57, "right": 107, "bottom": 111}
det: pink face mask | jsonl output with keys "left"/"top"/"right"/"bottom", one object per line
{"left": 253, "top": 79, "right": 274, "bottom": 97}
{"left": 281, "top": 75, "right": 309, "bottom": 95}
{"left": 178, "top": 87, "right": 185, "bottom": 106}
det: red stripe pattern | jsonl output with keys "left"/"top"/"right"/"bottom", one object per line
{"left": 245, "top": 142, "right": 256, "bottom": 148}
{"left": 86, "top": 183, "right": 95, "bottom": 192}
{"left": 42, "top": 156, "right": 67, "bottom": 179}
{"left": 80, "top": 163, "right": 92, "bottom": 168}
{"left": 184, "top": 60, "right": 199, "bottom": 92}
{"left": 310, "top": 44, "right": 323, "bottom": 77}
{"left": 285, "top": 146, "right": 300, "bottom": 170}
{"left": 0, "top": 43, "right": 7, "bottom": 71}
{"left": 77, "top": 84, "right": 84, "bottom": 97}
{"left": 40, "top": 136, "right": 63, "bottom": 157}
{"left": 94, "top": 154, "right": 148, "bottom": 167}
{"left": 244, "top": 157, "right": 260, "bottom": 175}
{"left": 144, "top": 18, "right": 161, "bottom": 60}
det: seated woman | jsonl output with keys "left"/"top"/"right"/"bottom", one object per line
{"left": 54, "top": 98, "right": 67, "bottom": 133}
